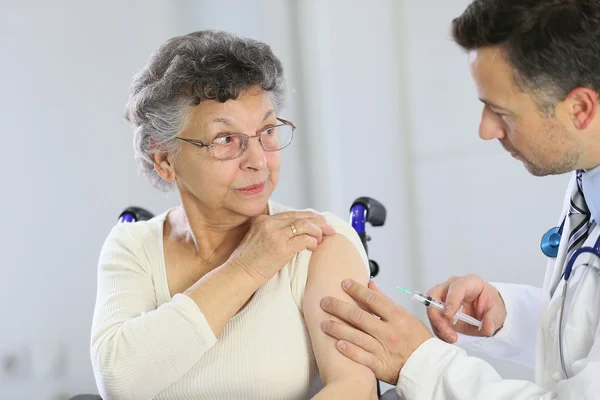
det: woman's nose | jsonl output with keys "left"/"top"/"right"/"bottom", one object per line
{"left": 240, "top": 136, "right": 267, "bottom": 170}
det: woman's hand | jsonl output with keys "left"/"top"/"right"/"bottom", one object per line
{"left": 230, "top": 211, "right": 336, "bottom": 284}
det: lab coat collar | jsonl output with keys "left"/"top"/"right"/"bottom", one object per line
{"left": 582, "top": 166, "right": 600, "bottom": 226}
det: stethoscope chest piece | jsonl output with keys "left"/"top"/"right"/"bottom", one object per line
{"left": 541, "top": 226, "right": 562, "bottom": 258}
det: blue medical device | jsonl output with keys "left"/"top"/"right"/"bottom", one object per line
{"left": 540, "top": 222, "right": 564, "bottom": 258}
{"left": 540, "top": 217, "right": 600, "bottom": 279}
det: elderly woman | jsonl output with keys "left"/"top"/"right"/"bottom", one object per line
{"left": 91, "top": 30, "right": 376, "bottom": 400}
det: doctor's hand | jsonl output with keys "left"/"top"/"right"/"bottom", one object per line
{"left": 427, "top": 274, "right": 507, "bottom": 344}
{"left": 320, "top": 279, "right": 433, "bottom": 385}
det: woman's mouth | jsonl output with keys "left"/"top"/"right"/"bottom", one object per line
{"left": 235, "top": 181, "right": 267, "bottom": 196}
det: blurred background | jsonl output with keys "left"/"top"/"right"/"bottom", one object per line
{"left": 1, "top": 0, "right": 570, "bottom": 398}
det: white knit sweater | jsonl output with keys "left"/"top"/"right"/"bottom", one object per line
{"left": 90, "top": 201, "right": 369, "bottom": 400}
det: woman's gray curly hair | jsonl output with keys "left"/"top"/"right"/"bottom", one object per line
{"left": 125, "top": 30, "right": 286, "bottom": 191}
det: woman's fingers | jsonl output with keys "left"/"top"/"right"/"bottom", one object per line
{"left": 289, "top": 234, "right": 319, "bottom": 252}
{"left": 286, "top": 220, "right": 328, "bottom": 243}
{"left": 276, "top": 211, "right": 336, "bottom": 237}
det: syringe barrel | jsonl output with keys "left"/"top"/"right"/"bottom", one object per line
{"left": 455, "top": 311, "right": 483, "bottom": 329}
{"left": 411, "top": 291, "right": 446, "bottom": 313}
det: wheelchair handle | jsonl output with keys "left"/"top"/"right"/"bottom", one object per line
{"left": 349, "top": 197, "right": 386, "bottom": 280}
{"left": 350, "top": 203, "right": 370, "bottom": 254}
{"left": 118, "top": 206, "right": 155, "bottom": 223}
{"left": 351, "top": 197, "right": 386, "bottom": 227}
{"left": 350, "top": 197, "right": 387, "bottom": 253}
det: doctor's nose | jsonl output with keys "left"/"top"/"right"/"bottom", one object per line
{"left": 479, "top": 107, "right": 505, "bottom": 141}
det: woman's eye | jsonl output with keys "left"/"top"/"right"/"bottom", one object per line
{"left": 214, "top": 136, "right": 234, "bottom": 145}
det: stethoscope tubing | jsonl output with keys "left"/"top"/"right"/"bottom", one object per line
{"left": 542, "top": 218, "right": 600, "bottom": 379}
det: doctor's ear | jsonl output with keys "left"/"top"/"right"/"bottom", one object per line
{"left": 153, "top": 151, "right": 176, "bottom": 182}
{"left": 565, "top": 88, "right": 599, "bottom": 130}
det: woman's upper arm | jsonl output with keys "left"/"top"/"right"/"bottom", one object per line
{"left": 302, "top": 217, "right": 376, "bottom": 394}
{"left": 92, "top": 224, "right": 157, "bottom": 337}
{"left": 91, "top": 224, "right": 216, "bottom": 400}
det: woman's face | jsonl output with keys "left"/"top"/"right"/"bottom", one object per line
{"left": 168, "top": 87, "right": 282, "bottom": 219}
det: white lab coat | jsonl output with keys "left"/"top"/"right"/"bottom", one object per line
{"left": 394, "top": 174, "right": 600, "bottom": 399}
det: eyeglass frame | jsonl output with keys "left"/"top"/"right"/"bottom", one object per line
{"left": 175, "top": 117, "right": 296, "bottom": 160}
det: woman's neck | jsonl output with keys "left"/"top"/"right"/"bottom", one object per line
{"left": 168, "top": 202, "right": 267, "bottom": 263}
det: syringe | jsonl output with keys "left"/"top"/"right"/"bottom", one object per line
{"left": 397, "top": 287, "right": 483, "bottom": 330}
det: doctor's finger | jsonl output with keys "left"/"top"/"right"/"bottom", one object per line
{"left": 368, "top": 279, "right": 384, "bottom": 295}
{"left": 479, "top": 305, "right": 506, "bottom": 337}
{"left": 427, "top": 276, "right": 461, "bottom": 302}
{"left": 444, "top": 275, "right": 486, "bottom": 316}
{"left": 321, "top": 296, "right": 385, "bottom": 338}
{"left": 335, "top": 340, "right": 381, "bottom": 376}
{"left": 322, "top": 320, "right": 382, "bottom": 355}
{"left": 427, "top": 308, "right": 458, "bottom": 344}
{"left": 341, "top": 279, "right": 398, "bottom": 320}
{"left": 480, "top": 314, "right": 498, "bottom": 337}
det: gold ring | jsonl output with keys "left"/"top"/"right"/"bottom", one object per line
{"left": 290, "top": 223, "right": 298, "bottom": 237}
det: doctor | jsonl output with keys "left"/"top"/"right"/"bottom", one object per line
{"left": 320, "top": 0, "right": 600, "bottom": 398}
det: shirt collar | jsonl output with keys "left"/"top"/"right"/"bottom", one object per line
{"left": 582, "top": 166, "right": 600, "bottom": 225}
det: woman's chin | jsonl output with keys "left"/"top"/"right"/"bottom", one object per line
{"left": 236, "top": 199, "right": 270, "bottom": 217}
{"left": 232, "top": 190, "right": 272, "bottom": 216}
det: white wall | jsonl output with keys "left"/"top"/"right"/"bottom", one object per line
{"left": 1, "top": 1, "right": 181, "bottom": 398}
{"left": 1, "top": 0, "right": 572, "bottom": 398}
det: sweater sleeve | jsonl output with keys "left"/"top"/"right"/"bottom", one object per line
{"left": 90, "top": 222, "right": 217, "bottom": 400}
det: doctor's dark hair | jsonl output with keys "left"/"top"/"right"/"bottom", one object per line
{"left": 124, "top": 30, "right": 286, "bottom": 191}
{"left": 451, "top": 0, "right": 600, "bottom": 116}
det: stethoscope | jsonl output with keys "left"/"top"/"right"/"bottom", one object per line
{"left": 541, "top": 218, "right": 600, "bottom": 379}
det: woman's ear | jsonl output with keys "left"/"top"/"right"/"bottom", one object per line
{"left": 153, "top": 152, "right": 176, "bottom": 182}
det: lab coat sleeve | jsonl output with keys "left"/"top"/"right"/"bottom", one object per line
{"left": 396, "top": 336, "right": 600, "bottom": 400}
{"left": 455, "top": 282, "right": 542, "bottom": 368}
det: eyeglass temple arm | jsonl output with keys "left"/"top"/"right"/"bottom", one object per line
{"left": 176, "top": 137, "right": 211, "bottom": 148}
{"left": 277, "top": 117, "right": 296, "bottom": 129}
